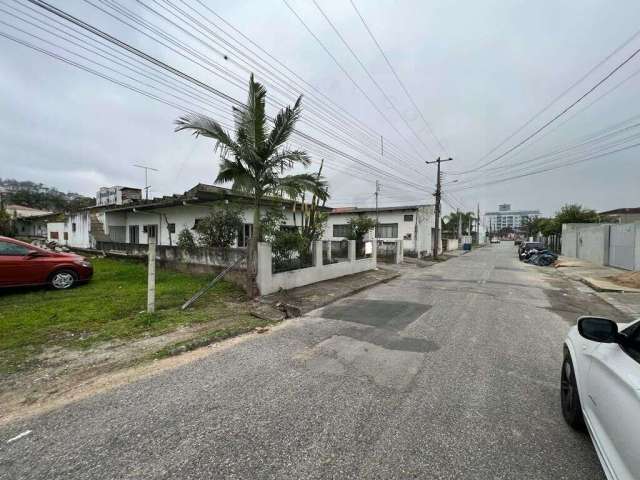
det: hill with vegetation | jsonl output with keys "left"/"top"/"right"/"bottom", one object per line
{"left": 0, "top": 178, "right": 94, "bottom": 211}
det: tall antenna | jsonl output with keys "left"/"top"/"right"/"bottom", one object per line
{"left": 133, "top": 164, "right": 159, "bottom": 200}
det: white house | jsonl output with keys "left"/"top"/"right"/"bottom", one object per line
{"left": 48, "top": 184, "right": 328, "bottom": 249}
{"left": 325, "top": 204, "right": 436, "bottom": 255}
{"left": 6, "top": 204, "right": 53, "bottom": 238}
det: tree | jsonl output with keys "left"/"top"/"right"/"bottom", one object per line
{"left": 175, "top": 74, "right": 328, "bottom": 294}
{"left": 347, "top": 216, "right": 376, "bottom": 256}
{"left": 177, "top": 228, "right": 197, "bottom": 252}
{"left": 194, "top": 208, "right": 244, "bottom": 249}
{"left": 291, "top": 160, "right": 329, "bottom": 257}
{"left": 554, "top": 204, "right": 599, "bottom": 226}
{"left": 0, "top": 203, "right": 14, "bottom": 236}
{"left": 442, "top": 211, "right": 474, "bottom": 236}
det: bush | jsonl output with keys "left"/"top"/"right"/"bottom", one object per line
{"left": 177, "top": 228, "right": 197, "bottom": 252}
{"left": 195, "top": 207, "right": 244, "bottom": 249}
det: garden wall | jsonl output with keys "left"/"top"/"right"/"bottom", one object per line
{"left": 256, "top": 240, "right": 382, "bottom": 295}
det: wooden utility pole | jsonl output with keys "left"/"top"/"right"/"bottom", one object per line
{"left": 425, "top": 157, "right": 453, "bottom": 260}
{"left": 147, "top": 232, "right": 156, "bottom": 313}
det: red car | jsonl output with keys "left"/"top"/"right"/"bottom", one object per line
{"left": 0, "top": 236, "right": 93, "bottom": 289}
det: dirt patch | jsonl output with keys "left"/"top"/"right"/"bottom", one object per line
{"left": 0, "top": 314, "right": 275, "bottom": 425}
{"left": 0, "top": 328, "right": 270, "bottom": 426}
{"left": 605, "top": 271, "right": 640, "bottom": 289}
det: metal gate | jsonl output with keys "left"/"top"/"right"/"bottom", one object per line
{"left": 608, "top": 224, "right": 636, "bottom": 270}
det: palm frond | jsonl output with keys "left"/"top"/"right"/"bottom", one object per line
{"left": 274, "top": 173, "right": 329, "bottom": 201}
{"left": 175, "top": 113, "right": 239, "bottom": 159}
{"left": 266, "top": 95, "right": 302, "bottom": 156}
{"left": 243, "top": 74, "right": 268, "bottom": 149}
{"left": 267, "top": 149, "right": 311, "bottom": 170}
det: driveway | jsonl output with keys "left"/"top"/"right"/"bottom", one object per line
{"left": 0, "top": 243, "right": 616, "bottom": 479}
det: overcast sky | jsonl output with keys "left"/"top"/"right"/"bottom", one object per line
{"left": 1, "top": 0, "right": 639, "bottom": 217}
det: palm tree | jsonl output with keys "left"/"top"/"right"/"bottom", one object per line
{"left": 175, "top": 74, "right": 328, "bottom": 294}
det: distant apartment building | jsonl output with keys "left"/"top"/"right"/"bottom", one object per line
{"left": 96, "top": 186, "right": 142, "bottom": 207}
{"left": 484, "top": 204, "right": 540, "bottom": 232}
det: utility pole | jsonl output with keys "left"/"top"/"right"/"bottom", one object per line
{"left": 375, "top": 180, "right": 381, "bottom": 235}
{"left": 476, "top": 203, "right": 481, "bottom": 244}
{"left": 457, "top": 208, "right": 462, "bottom": 245}
{"left": 133, "top": 164, "right": 159, "bottom": 200}
{"left": 425, "top": 157, "right": 453, "bottom": 260}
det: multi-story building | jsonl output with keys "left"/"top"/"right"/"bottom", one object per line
{"left": 326, "top": 204, "right": 436, "bottom": 255}
{"left": 484, "top": 204, "right": 540, "bottom": 232}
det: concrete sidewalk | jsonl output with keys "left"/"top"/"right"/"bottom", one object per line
{"left": 554, "top": 256, "right": 640, "bottom": 318}
{"left": 256, "top": 267, "right": 400, "bottom": 318}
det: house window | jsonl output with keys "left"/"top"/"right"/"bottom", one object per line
{"left": 333, "top": 224, "right": 350, "bottom": 238}
{"left": 63, "top": 232, "right": 69, "bottom": 240}
{"left": 129, "top": 225, "right": 140, "bottom": 244}
{"left": 72, "top": 223, "right": 76, "bottom": 232}
{"left": 168, "top": 223, "right": 176, "bottom": 234}
{"left": 376, "top": 223, "right": 398, "bottom": 238}
{"left": 50, "top": 231, "right": 59, "bottom": 240}
{"left": 143, "top": 224, "right": 158, "bottom": 239}
{"left": 193, "top": 218, "right": 204, "bottom": 229}
{"left": 404, "top": 214, "right": 414, "bottom": 222}
{"left": 237, "top": 224, "right": 253, "bottom": 248}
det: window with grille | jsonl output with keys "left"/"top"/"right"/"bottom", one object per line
{"left": 376, "top": 223, "right": 398, "bottom": 238}
{"left": 333, "top": 224, "right": 350, "bottom": 238}
{"left": 404, "top": 214, "right": 413, "bottom": 222}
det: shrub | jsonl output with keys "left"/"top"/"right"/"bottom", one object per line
{"left": 177, "top": 228, "right": 197, "bottom": 252}
{"left": 195, "top": 207, "right": 244, "bottom": 249}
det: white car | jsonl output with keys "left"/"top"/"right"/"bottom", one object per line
{"left": 562, "top": 316, "right": 640, "bottom": 479}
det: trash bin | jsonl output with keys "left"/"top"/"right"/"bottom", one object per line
{"left": 463, "top": 243, "right": 472, "bottom": 251}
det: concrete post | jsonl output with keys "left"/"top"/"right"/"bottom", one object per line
{"left": 256, "top": 242, "right": 272, "bottom": 295}
{"left": 325, "top": 241, "right": 332, "bottom": 264}
{"left": 147, "top": 235, "right": 156, "bottom": 313}
{"left": 371, "top": 240, "right": 377, "bottom": 265}
{"left": 348, "top": 240, "right": 356, "bottom": 262}
{"left": 395, "top": 240, "right": 403, "bottom": 264}
{"left": 313, "top": 241, "right": 323, "bottom": 268}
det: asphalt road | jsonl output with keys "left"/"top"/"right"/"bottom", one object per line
{"left": 1, "top": 243, "right": 616, "bottom": 479}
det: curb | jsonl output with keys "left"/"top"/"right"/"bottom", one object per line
{"left": 267, "top": 270, "right": 402, "bottom": 317}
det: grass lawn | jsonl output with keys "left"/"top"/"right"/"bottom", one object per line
{"left": 0, "top": 258, "right": 261, "bottom": 374}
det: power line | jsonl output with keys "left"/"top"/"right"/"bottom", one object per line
{"left": 348, "top": 0, "right": 448, "bottom": 156}
{"left": 311, "top": 0, "right": 437, "bottom": 158}
{"left": 454, "top": 33, "right": 640, "bottom": 175}
{"left": 281, "top": 0, "right": 429, "bottom": 166}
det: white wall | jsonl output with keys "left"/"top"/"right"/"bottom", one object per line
{"left": 105, "top": 204, "right": 299, "bottom": 247}
{"left": 325, "top": 206, "right": 435, "bottom": 254}
{"left": 256, "top": 240, "right": 377, "bottom": 295}
{"left": 67, "top": 211, "right": 92, "bottom": 248}
{"left": 47, "top": 222, "right": 67, "bottom": 244}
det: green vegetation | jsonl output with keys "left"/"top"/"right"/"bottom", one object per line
{"left": 0, "top": 178, "right": 93, "bottom": 211}
{"left": 0, "top": 258, "right": 257, "bottom": 374}
{"left": 523, "top": 204, "right": 602, "bottom": 237}
{"left": 194, "top": 207, "right": 243, "bottom": 249}
{"left": 175, "top": 74, "right": 328, "bottom": 294}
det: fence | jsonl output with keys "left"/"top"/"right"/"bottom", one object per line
{"left": 94, "top": 241, "right": 249, "bottom": 290}
{"left": 542, "top": 234, "right": 561, "bottom": 254}
{"left": 561, "top": 223, "right": 640, "bottom": 271}
{"left": 256, "top": 240, "right": 380, "bottom": 295}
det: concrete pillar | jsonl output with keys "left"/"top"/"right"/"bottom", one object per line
{"left": 147, "top": 235, "right": 156, "bottom": 313}
{"left": 371, "top": 240, "right": 377, "bottom": 265}
{"left": 325, "top": 241, "right": 332, "bottom": 264}
{"left": 256, "top": 242, "right": 273, "bottom": 295}
{"left": 313, "top": 240, "right": 323, "bottom": 268}
{"left": 395, "top": 240, "right": 403, "bottom": 264}
{"left": 348, "top": 240, "right": 356, "bottom": 262}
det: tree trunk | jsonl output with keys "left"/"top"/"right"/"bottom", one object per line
{"left": 247, "top": 196, "right": 262, "bottom": 297}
